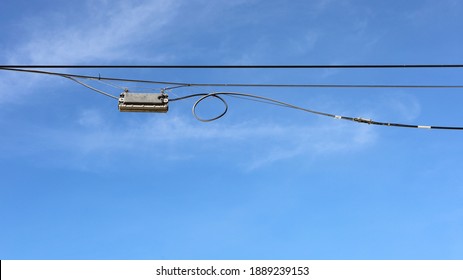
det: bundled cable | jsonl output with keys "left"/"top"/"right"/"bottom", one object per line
{"left": 2, "top": 67, "right": 463, "bottom": 130}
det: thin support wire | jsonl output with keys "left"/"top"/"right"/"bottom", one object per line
{"left": 64, "top": 76, "right": 119, "bottom": 100}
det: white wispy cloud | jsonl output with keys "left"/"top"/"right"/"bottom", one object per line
{"left": 405, "top": 0, "right": 462, "bottom": 25}
{"left": 1, "top": 0, "right": 182, "bottom": 102}
{"left": 77, "top": 109, "right": 106, "bottom": 127}
{"left": 380, "top": 94, "right": 421, "bottom": 122}
{"left": 21, "top": 109, "right": 377, "bottom": 171}
{"left": 7, "top": 0, "right": 179, "bottom": 64}
{"left": 289, "top": 30, "right": 319, "bottom": 55}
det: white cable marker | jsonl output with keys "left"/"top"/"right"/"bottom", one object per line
{"left": 418, "top": 125, "right": 432, "bottom": 129}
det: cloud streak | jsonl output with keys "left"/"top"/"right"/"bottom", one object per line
{"left": 8, "top": 110, "right": 377, "bottom": 171}
{"left": 7, "top": 0, "right": 179, "bottom": 64}
{"left": 0, "top": 0, "right": 182, "bottom": 102}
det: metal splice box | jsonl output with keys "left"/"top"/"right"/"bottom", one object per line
{"left": 118, "top": 92, "right": 168, "bottom": 113}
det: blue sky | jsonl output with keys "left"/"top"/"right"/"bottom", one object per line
{"left": 1, "top": 0, "right": 463, "bottom": 259}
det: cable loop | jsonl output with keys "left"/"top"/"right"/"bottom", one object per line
{"left": 192, "top": 93, "right": 229, "bottom": 122}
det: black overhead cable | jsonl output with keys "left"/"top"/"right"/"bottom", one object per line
{"left": 2, "top": 64, "right": 463, "bottom": 68}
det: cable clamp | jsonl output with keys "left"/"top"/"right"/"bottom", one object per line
{"left": 354, "top": 117, "right": 373, "bottom": 124}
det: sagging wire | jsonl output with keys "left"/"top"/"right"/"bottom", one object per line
{"left": 63, "top": 76, "right": 119, "bottom": 100}
{"left": 170, "top": 92, "right": 463, "bottom": 130}
{"left": 0, "top": 67, "right": 119, "bottom": 100}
